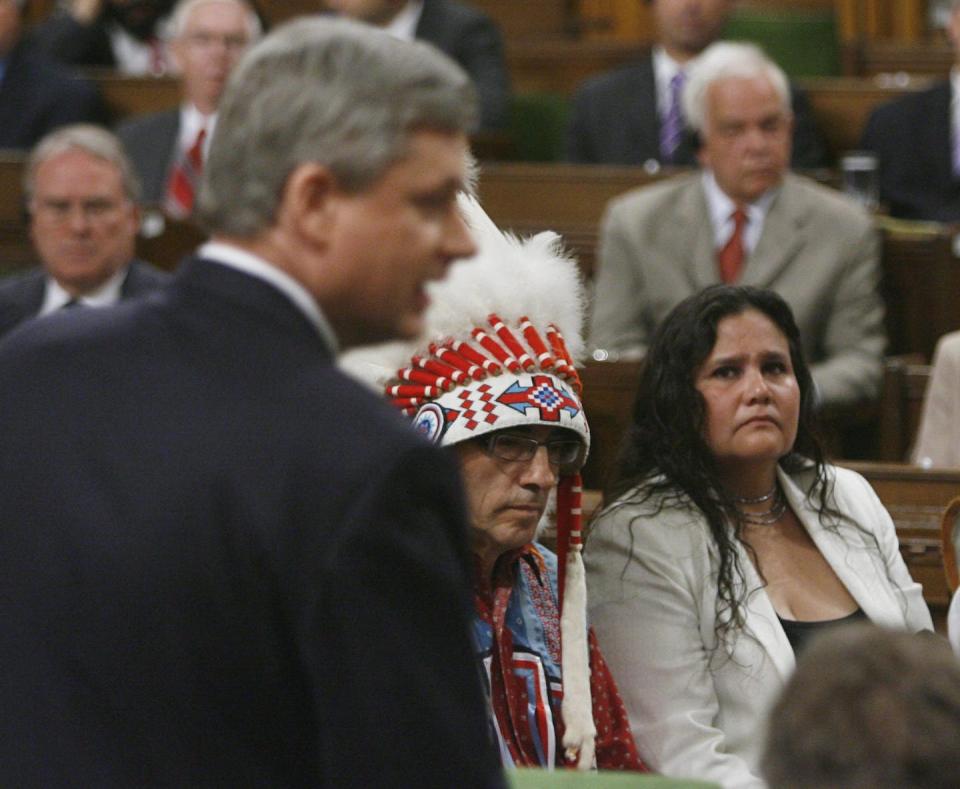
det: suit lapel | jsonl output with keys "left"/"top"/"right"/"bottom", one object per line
{"left": 628, "top": 56, "right": 662, "bottom": 165}
{"left": 742, "top": 177, "right": 806, "bottom": 288}
{"left": 675, "top": 179, "right": 721, "bottom": 290}
{"left": 928, "top": 83, "right": 955, "bottom": 189}
{"left": 414, "top": 0, "right": 442, "bottom": 43}
{"left": 783, "top": 468, "right": 904, "bottom": 628}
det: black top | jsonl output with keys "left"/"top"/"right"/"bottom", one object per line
{"left": 778, "top": 608, "right": 868, "bottom": 656}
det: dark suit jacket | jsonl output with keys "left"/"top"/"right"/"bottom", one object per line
{"left": 117, "top": 109, "right": 181, "bottom": 204}
{"left": 860, "top": 80, "right": 960, "bottom": 222}
{"left": 415, "top": 0, "right": 510, "bottom": 130}
{"left": 0, "top": 39, "right": 106, "bottom": 149}
{"left": 0, "top": 259, "right": 169, "bottom": 339}
{"left": 30, "top": 10, "right": 120, "bottom": 70}
{"left": 0, "top": 257, "right": 502, "bottom": 787}
{"left": 565, "top": 51, "right": 827, "bottom": 170}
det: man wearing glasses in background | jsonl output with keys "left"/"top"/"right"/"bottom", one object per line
{"left": 117, "top": 0, "right": 261, "bottom": 214}
{"left": 0, "top": 124, "right": 168, "bottom": 338}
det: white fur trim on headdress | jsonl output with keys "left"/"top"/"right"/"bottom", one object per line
{"left": 341, "top": 192, "right": 590, "bottom": 453}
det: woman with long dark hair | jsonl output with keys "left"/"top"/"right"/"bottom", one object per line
{"left": 585, "top": 285, "right": 932, "bottom": 788}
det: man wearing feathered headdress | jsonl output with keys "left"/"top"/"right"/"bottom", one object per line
{"left": 343, "top": 194, "right": 647, "bottom": 773}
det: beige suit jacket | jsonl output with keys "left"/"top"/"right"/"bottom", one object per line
{"left": 585, "top": 464, "right": 932, "bottom": 789}
{"left": 589, "top": 172, "right": 885, "bottom": 407}
{"left": 912, "top": 330, "right": 960, "bottom": 466}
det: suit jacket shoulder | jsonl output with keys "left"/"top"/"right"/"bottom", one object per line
{"left": 0, "top": 41, "right": 106, "bottom": 149}
{"left": 121, "top": 259, "right": 172, "bottom": 296}
{"left": 116, "top": 109, "right": 182, "bottom": 204}
{"left": 0, "top": 269, "right": 45, "bottom": 339}
{"left": 566, "top": 54, "right": 660, "bottom": 165}
{"left": 860, "top": 81, "right": 960, "bottom": 220}
{"left": 605, "top": 171, "right": 702, "bottom": 224}
{"left": 912, "top": 330, "right": 960, "bottom": 466}
{"left": 29, "top": 10, "right": 117, "bottom": 68}
{"left": 777, "top": 172, "right": 872, "bottom": 231}
{"left": 416, "top": 0, "right": 510, "bottom": 130}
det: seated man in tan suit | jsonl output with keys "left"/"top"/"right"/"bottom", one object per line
{"left": 589, "top": 42, "right": 885, "bottom": 410}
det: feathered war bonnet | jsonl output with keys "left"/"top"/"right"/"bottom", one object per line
{"left": 341, "top": 192, "right": 597, "bottom": 768}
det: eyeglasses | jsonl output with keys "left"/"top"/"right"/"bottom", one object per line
{"left": 33, "top": 198, "right": 127, "bottom": 224}
{"left": 482, "top": 432, "right": 583, "bottom": 472}
{"left": 182, "top": 32, "right": 250, "bottom": 51}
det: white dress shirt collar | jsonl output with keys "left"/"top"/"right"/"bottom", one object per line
{"left": 39, "top": 267, "right": 128, "bottom": 316}
{"left": 702, "top": 170, "right": 780, "bottom": 255}
{"left": 178, "top": 103, "right": 216, "bottom": 158}
{"left": 384, "top": 1, "right": 424, "bottom": 41}
{"left": 199, "top": 241, "right": 339, "bottom": 354}
{"left": 652, "top": 46, "right": 685, "bottom": 120}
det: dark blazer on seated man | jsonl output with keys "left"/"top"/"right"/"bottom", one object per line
{"left": 415, "top": 0, "right": 511, "bottom": 130}
{"left": 116, "top": 107, "right": 181, "bottom": 204}
{"left": 0, "top": 260, "right": 167, "bottom": 339}
{"left": 327, "top": 0, "right": 510, "bottom": 131}
{"left": 565, "top": 51, "right": 828, "bottom": 170}
{"left": 860, "top": 81, "right": 960, "bottom": 222}
{"left": 0, "top": 40, "right": 106, "bottom": 150}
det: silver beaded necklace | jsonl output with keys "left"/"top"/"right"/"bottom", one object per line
{"left": 733, "top": 484, "right": 787, "bottom": 525}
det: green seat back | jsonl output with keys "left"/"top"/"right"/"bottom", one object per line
{"left": 507, "top": 768, "right": 721, "bottom": 789}
{"left": 508, "top": 92, "right": 570, "bottom": 163}
{"left": 722, "top": 8, "right": 840, "bottom": 77}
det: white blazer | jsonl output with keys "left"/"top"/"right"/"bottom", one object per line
{"left": 585, "top": 464, "right": 933, "bottom": 789}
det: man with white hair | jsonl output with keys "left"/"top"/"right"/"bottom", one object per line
{"left": 117, "top": 0, "right": 261, "bottom": 214}
{"left": 861, "top": 0, "right": 960, "bottom": 220}
{"left": 0, "top": 17, "right": 501, "bottom": 786}
{"left": 589, "top": 41, "right": 885, "bottom": 409}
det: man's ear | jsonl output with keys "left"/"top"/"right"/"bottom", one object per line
{"left": 278, "top": 162, "right": 339, "bottom": 244}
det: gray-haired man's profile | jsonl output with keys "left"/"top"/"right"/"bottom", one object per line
{"left": 0, "top": 17, "right": 502, "bottom": 787}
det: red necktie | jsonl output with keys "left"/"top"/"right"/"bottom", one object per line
{"left": 164, "top": 127, "right": 206, "bottom": 219}
{"left": 717, "top": 207, "right": 748, "bottom": 283}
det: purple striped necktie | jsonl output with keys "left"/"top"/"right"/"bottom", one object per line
{"left": 660, "top": 70, "right": 686, "bottom": 163}
{"left": 953, "top": 127, "right": 960, "bottom": 177}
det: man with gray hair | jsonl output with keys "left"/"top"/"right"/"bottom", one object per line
{"left": 589, "top": 41, "right": 885, "bottom": 409}
{"left": 0, "top": 124, "right": 168, "bottom": 338}
{"left": 0, "top": 18, "right": 502, "bottom": 787}
{"left": 117, "top": 0, "right": 262, "bottom": 213}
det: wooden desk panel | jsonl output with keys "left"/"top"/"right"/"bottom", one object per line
{"left": 506, "top": 39, "right": 645, "bottom": 96}
{"left": 852, "top": 41, "right": 953, "bottom": 78}
{"left": 83, "top": 71, "right": 182, "bottom": 123}
{"left": 796, "top": 76, "right": 928, "bottom": 160}
{"left": 0, "top": 153, "right": 30, "bottom": 273}
{"left": 843, "top": 461, "right": 960, "bottom": 617}
{"left": 881, "top": 224, "right": 960, "bottom": 360}
{"left": 478, "top": 162, "right": 671, "bottom": 277}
